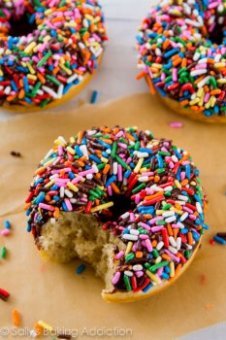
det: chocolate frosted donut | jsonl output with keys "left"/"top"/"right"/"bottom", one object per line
{"left": 25, "top": 126, "right": 207, "bottom": 302}
{"left": 0, "top": 0, "right": 106, "bottom": 110}
{"left": 137, "top": 0, "right": 226, "bottom": 123}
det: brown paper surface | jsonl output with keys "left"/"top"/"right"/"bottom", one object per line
{"left": 0, "top": 93, "right": 226, "bottom": 340}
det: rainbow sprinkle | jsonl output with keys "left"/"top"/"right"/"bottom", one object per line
{"left": 26, "top": 126, "right": 207, "bottom": 294}
{"left": 137, "top": 0, "right": 226, "bottom": 118}
{"left": 0, "top": 0, "right": 107, "bottom": 108}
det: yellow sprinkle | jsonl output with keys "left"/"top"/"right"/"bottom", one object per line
{"left": 170, "top": 262, "right": 175, "bottom": 278}
{"left": 44, "top": 180, "right": 55, "bottom": 189}
{"left": 67, "top": 182, "right": 78, "bottom": 192}
{"left": 54, "top": 136, "right": 67, "bottom": 146}
{"left": 214, "top": 62, "right": 225, "bottom": 68}
{"left": 0, "top": 68, "right": 3, "bottom": 77}
{"left": 69, "top": 136, "right": 75, "bottom": 143}
{"left": 43, "top": 35, "right": 51, "bottom": 43}
{"left": 125, "top": 242, "right": 133, "bottom": 255}
{"left": 101, "top": 157, "right": 108, "bottom": 163}
{"left": 37, "top": 320, "right": 53, "bottom": 332}
{"left": 134, "top": 158, "right": 144, "bottom": 173}
{"left": 217, "top": 78, "right": 226, "bottom": 84}
{"left": 66, "top": 146, "right": 75, "bottom": 155}
{"left": 27, "top": 74, "right": 37, "bottom": 81}
{"left": 209, "top": 96, "right": 216, "bottom": 107}
{"left": 60, "top": 64, "right": 72, "bottom": 75}
{"left": 152, "top": 63, "right": 162, "bottom": 69}
{"left": 189, "top": 97, "right": 200, "bottom": 106}
{"left": 174, "top": 180, "right": 182, "bottom": 189}
{"left": 24, "top": 41, "right": 36, "bottom": 54}
{"left": 146, "top": 270, "right": 161, "bottom": 284}
{"left": 91, "top": 202, "right": 114, "bottom": 213}
{"left": 26, "top": 62, "right": 35, "bottom": 75}
{"left": 43, "top": 158, "right": 57, "bottom": 167}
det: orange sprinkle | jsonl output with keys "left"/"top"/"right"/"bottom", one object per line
{"left": 136, "top": 71, "right": 146, "bottom": 80}
{"left": 12, "top": 309, "right": 21, "bottom": 327}
{"left": 103, "top": 164, "right": 111, "bottom": 175}
{"left": 136, "top": 251, "right": 143, "bottom": 258}
{"left": 145, "top": 75, "right": 156, "bottom": 95}
{"left": 188, "top": 232, "right": 193, "bottom": 245}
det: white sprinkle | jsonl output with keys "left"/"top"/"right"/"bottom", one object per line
{"left": 60, "top": 186, "right": 64, "bottom": 198}
{"left": 113, "top": 162, "right": 118, "bottom": 175}
{"left": 42, "top": 86, "right": 58, "bottom": 99}
{"left": 138, "top": 176, "right": 149, "bottom": 182}
{"left": 165, "top": 216, "right": 177, "bottom": 223}
{"left": 178, "top": 195, "right": 189, "bottom": 202}
{"left": 124, "top": 270, "right": 133, "bottom": 277}
{"left": 122, "top": 234, "right": 138, "bottom": 241}
{"left": 163, "top": 211, "right": 175, "bottom": 217}
{"left": 57, "top": 84, "right": 64, "bottom": 99}
{"left": 169, "top": 236, "right": 177, "bottom": 248}
{"left": 92, "top": 164, "right": 99, "bottom": 173}
{"left": 80, "top": 145, "right": 89, "bottom": 158}
{"left": 67, "top": 74, "right": 78, "bottom": 84}
{"left": 121, "top": 212, "right": 130, "bottom": 220}
{"left": 196, "top": 202, "right": 203, "bottom": 214}
{"left": 130, "top": 229, "right": 139, "bottom": 236}
{"left": 180, "top": 212, "right": 188, "bottom": 222}
{"left": 133, "top": 264, "right": 143, "bottom": 271}
{"left": 156, "top": 241, "right": 164, "bottom": 251}
{"left": 64, "top": 189, "right": 73, "bottom": 198}
{"left": 169, "top": 246, "right": 178, "bottom": 254}
{"left": 190, "top": 69, "right": 207, "bottom": 77}
{"left": 86, "top": 174, "right": 93, "bottom": 180}
{"left": 177, "top": 237, "right": 182, "bottom": 250}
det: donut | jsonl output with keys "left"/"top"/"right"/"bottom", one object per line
{"left": 136, "top": 0, "right": 226, "bottom": 123}
{"left": 0, "top": 0, "right": 106, "bottom": 111}
{"left": 25, "top": 126, "right": 207, "bottom": 302}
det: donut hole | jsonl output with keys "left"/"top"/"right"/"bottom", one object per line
{"left": 9, "top": 13, "right": 37, "bottom": 37}
{"left": 208, "top": 22, "right": 224, "bottom": 45}
{"left": 99, "top": 195, "right": 135, "bottom": 222}
{"left": 38, "top": 212, "right": 125, "bottom": 294}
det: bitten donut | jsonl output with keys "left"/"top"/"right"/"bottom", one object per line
{"left": 137, "top": 0, "right": 226, "bottom": 123}
{"left": 0, "top": 0, "right": 106, "bottom": 111}
{"left": 25, "top": 126, "right": 207, "bottom": 303}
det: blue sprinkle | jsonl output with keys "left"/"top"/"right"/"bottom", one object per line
{"left": 142, "top": 283, "right": 153, "bottom": 292}
{"left": 213, "top": 235, "right": 226, "bottom": 245}
{"left": 76, "top": 263, "right": 86, "bottom": 274}
{"left": 90, "top": 90, "right": 99, "bottom": 104}
{"left": 3, "top": 220, "right": 11, "bottom": 230}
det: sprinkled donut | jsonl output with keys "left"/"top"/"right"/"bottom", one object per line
{"left": 0, "top": 0, "right": 106, "bottom": 110}
{"left": 137, "top": 0, "right": 226, "bottom": 123}
{"left": 25, "top": 126, "right": 207, "bottom": 302}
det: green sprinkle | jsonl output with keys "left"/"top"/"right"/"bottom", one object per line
{"left": 37, "top": 51, "right": 52, "bottom": 67}
{"left": 111, "top": 142, "right": 117, "bottom": 158}
{"left": 0, "top": 246, "right": 7, "bottom": 259}
{"left": 125, "top": 253, "right": 135, "bottom": 262}
{"left": 148, "top": 261, "right": 169, "bottom": 273}
{"left": 132, "top": 183, "right": 146, "bottom": 194}
{"left": 152, "top": 249, "right": 159, "bottom": 258}
{"left": 123, "top": 274, "right": 132, "bottom": 291}
{"left": 115, "top": 155, "right": 129, "bottom": 169}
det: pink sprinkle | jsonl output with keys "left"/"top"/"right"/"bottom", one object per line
{"left": 145, "top": 239, "right": 153, "bottom": 252}
{"left": 114, "top": 251, "right": 124, "bottom": 260}
{"left": 0, "top": 229, "right": 10, "bottom": 236}
{"left": 169, "top": 121, "right": 184, "bottom": 128}
{"left": 135, "top": 271, "right": 144, "bottom": 278}
{"left": 64, "top": 199, "right": 72, "bottom": 211}
{"left": 112, "top": 272, "right": 121, "bottom": 285}
{"left": 39, "top": 203, "right": 55, "bottom": 211}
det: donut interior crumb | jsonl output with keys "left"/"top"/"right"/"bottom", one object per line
{"left": 38, "top": 213, "right": 124, "bottom": 294}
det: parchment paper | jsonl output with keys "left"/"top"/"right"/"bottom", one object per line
{"left": 0, "top": 93, "right": 226, "bottom": 340}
